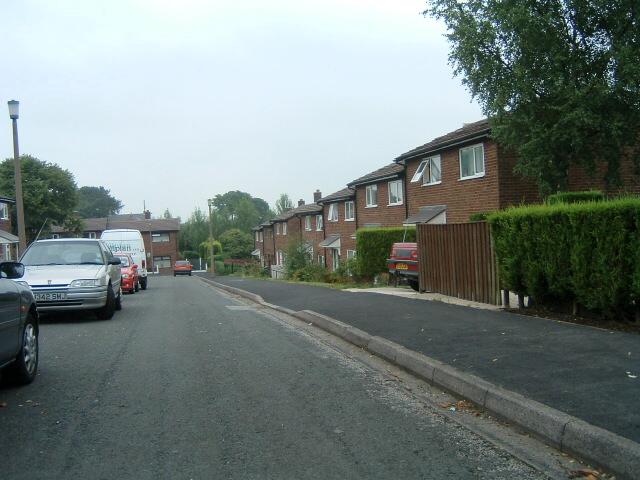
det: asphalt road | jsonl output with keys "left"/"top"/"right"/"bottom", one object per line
{"left": 0, "top": 276, "right": 547, "bottom": 479}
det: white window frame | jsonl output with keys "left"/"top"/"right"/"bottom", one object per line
{"left": 305, "top": 216, "right": 312, "bottom": 231}
{"left": 344, "top": 201, "right": 355, "bottom": 221}
{"left": 316, "top": 215, "right": 323, "bottom": 231}
{"left": 318, "top": 254, "right": 325, "bottom": 266}
{"left": 411, "top": 155, "right": 442, "bottom": 185}
{"left": 459, "top": 143, "right": 485, "bottom": 180}
{"left": 0, "top": 203, "right": 8, "bottom": 220}
{"left": 275, "top": 223, "right": 281, "bottom": 235}
{"left": 365, "top": 184, "right": 377, "bottom": 207}
{"left": 151, "top": 232, "right": 169, "bottom": 243}
{"left": 328, "top": 203, "right": 339, "bottom": 222}
{"left": 346, "top": 250, "right": 356, "bottom": 260}
{"left": 387, "top": 180, "right": 403, "bottom": 206}
{"left": 331, "top": 250, "right": 340, "bottom": 271}
{"left": 282, "top": 223, "right": 287, "bottom": 235}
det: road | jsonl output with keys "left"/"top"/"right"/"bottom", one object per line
{"left": 0, "top": 276, "right": 555, "bottom": 479}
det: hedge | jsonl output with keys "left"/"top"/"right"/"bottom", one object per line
{"left": 356, "top": 227, "right": 416, "bottom": 278}
{"left": 546, "top": 190, "right": 605, "bottom": 205}
{"left": 488, "top": 199, "right": 640, "bottom": 318}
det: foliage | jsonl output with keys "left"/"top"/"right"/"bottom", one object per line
{"left": 356, "top": 227, "right": 416, "bottom": 278}
{"left": 274, "top": 193, "right": 293, "bottom": 215}
{"left": 469, "top": 211, "right": 493, "bottom": 222}
{"left": 76, "top": 186, "right": 123, "bottom": 218}
{"left": 283, "top": 240, "right": 326, "bottom": 281}
{"left": 488, "top": 199, "right": 640, "bottom": 319}
{"left": 0, "top": 155, "right": 78, "bottom": 242}
{"left": 334, "top": 257, "right": 361, "bottom": 282}
{"left": 179, "top": 207, "right": 209, "bottom": 254}
{"left": 163, "top": 208, "right": 173, "bottom": 219}
{"left": 209, "top": 191, "right": 271, "bottom": 236}
{"left": 427, "top": 0, "right": 640, "bottom": 194}
{"left": 219, "top": 228, "right": 253, "bottom": 259}
{"left": 546, "top": 190, "right": 605, "bottom": 205}
{"left": 199, "top": 238, "right": 222, "bottom": 264}
{"left": 241, "top": 261, "right": 270, "bottom": 278}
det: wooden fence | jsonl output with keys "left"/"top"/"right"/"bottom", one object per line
{"left": 416, "top": 222, "right": 500, "bottom": 305}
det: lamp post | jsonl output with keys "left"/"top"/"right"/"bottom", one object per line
{"left": 8, "top": 100, "right": 27, "bottom": 254}
{"left": 207, "top": 198, "right": 215, "bottom": 274}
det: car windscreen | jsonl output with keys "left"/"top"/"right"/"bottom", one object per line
{"left": 21, "top": 241, "right": 105, "bottom": 266}
{"left": 116, "top": 256, "right": 130, "bottom": 267}
{"left": 175, "top": 261, "right": 189, "bottom": 266}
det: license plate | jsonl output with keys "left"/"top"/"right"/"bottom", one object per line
{"left": 34, "top": 292, "right": 67, "bottom": 302}
{"left": 396, "top": 263, "right": 408, "bottom": 270}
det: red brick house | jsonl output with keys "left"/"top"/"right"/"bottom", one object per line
{"left": 253, "top": 221, "right": 275, "bottom": 268}
{"left": 347, "top": 163, "right": 406, "bottom": 228}
{"left": 317, "top": 188, "right": 356, "bottom": 271}
{"left": 0, "top": 196, "right": 18, "bottom": 261}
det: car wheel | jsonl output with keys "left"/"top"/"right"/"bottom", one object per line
{"left": 188, "top": 272, "right": 192, "bottom": 276}
{"left": 134, "top": 281, "right": 139, "bottom": 292}
{"left": 173, "top": 272, "right": 176, "bottom": 277}
{"left": 408, "top": 279, "right": 420, "bottom": 292}
{"left": 115, "top": 288, "right": 122, "bottom": 311}
{"left": 96, "top": 284, "right": 116, "bottom": 320}
{"left": 5, "top": 314, "right": 38, "bottom": 385}
{"left": 140, "top": 277, "right": 147, "bottom": 290}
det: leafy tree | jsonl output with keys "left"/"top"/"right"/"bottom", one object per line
{"left": 426, "top": 0, "right": 640, "bottom": 194}
{"left": 209, "top": 191, "right": 271, "bottom": 235}
{"left": 163, "top": 208, "right": 172, "bottom": 219}
{"left": 0, "top": 155, "right": 78, "bottom": 242}
{"left": 275, "top": 193, "right": 293, "bottom": 214}
{"left": 179, "top": 207, "right": 209, "bottom": 254}
{"left": 219, "top": 228, "right": 254, "bottom": 259}
{"left": 77, "top": 186, "right": 123, "bottom": 218}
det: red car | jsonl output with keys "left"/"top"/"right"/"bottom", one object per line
{"left": 173, "top": 260, "right": 193, "bottom": 276}
{"left": 387, "top": 242, "right": 419, "bottom": 291}
{"left": 114, "top": 253, "right": 139, "bottom": 293}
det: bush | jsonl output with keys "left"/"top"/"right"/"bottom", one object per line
{"left": 488, "top": 198, "right": 640, "bottom": 319}
{"left": 284, "top": 240, "right": 326, "bottom": 281}
{"left": 290, "top": 264, "right": 326, "bottom": 282}
{"left": 356, "top": 227, "right": 416, "bottom": 278}
{"left": 242, "top": 261, "right": 269, "bottom": 278}
{"left": 546, "top": 190, "right": 605, "bottom": 205}
{"left": 469, "top": 211, "right": 493, "bottom": 222}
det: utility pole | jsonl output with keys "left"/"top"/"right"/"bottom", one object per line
{"left": 8, "top": 100, "right": 27, "bottom": 254}
{"left": 207, "top": 198, "right": 215, "bottom": 274}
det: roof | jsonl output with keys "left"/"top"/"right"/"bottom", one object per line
{"left": 0, "top": 196, "right": 15, "bottom": 205}
{"left": 317, "top": 188, "right": 355, "bottom": 204}
{"left": 318, "top": 234, "right": 341, "bottom": 248}
{"left": 270, "top": 202, "right": 323, "bottom": 224}
{"left": 396, "top": 119, "right": 491, "bottom": 162}
{"left": 0, "top": 230, "right": 18, "bottom": 244}
{"left": 347, "top": 163, "right": 404, "bottom": 187}
{"left": 52, "top": 216, "right": 181, "bottom": 234}
{"left": 404, "top": 205, "right": 447, "bottom": 224}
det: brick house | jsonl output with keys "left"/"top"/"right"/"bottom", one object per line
{"left": 51, "top": 211, "right": 181, "bottom": 274}
{"left": 347, "top": 163, "right": 406, "bottom": 228}
{"left": 317, "top": 188, "right": 356, "bottom": 271}
{"left": 0, "top": 196, "right": 18, "bottom": 261}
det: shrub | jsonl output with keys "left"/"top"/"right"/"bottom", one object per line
{"left": 546, "top": 190, "right": 605, "bottom": 205}
{"left": 488, "top": 198, "right": 640, "bottom": 318}
{"left": 469, "top": 211, "right": 493, "bottom": 222}
{"left": 356, "top": 227, "right": 416, "bottom": 278}
{"left": 284, "top": 240, "right": 326, "bottom": 281}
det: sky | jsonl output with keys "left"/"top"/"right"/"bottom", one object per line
{"left": 1, "top": 0, "right": 482, "bottom": 220}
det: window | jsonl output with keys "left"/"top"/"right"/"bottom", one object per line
{"left": 153, "top": 256, "right": 171, "bottom": 268}
{"left": 347, "top": 250, "right": 356, "bottom": 260}
{"left": 318, "top": 254, "right": 325, "bottom": 266}
{"left": 152, "top": 232, "right": 170, "bottom": 243}
{"left": 459, "top": 144, "right": 485, "bottom": 179}
{"left": 282, "top": 223, "right": 287, "bottom": 235}
{"left": 259, "top": 231, "right": 263, "bottom": 242}
{"left": 331, "top": 250, "right": 340, "bottom": 271}
{"left": 0, "top": 203, "right": 8, "bottom": 220}
{"left": 365, "top": 185, "right": 377, "bottom": 207}
{"left": 345, "top": 201, "right": 355, "bottom": 221}
{"left": 305, "top": 216, "right": 312, "bottom": 230}
{"left": 411, "top": 155, "right": 441, "bottom": 185}
{"left": 328, "top": 203, "right": 338, "bottom": 222}
{"left": 2, "top": 244, "right": 10, "bottom": 261}
{"left": 276, "top": 250, "right": 285, "bottom": 266}
{"left": 52, "top": 234, "right": 60, "bottom": 239}
{"left": 316, "top": 215, "right": 323, "bottom": 231}
{"left": 275, "top": 223, "right": 281, "bottom": 235}
{"left": 388, "top": 180, "right": 403, "bottom": 205}
{"left": 255, "top": 232, "right": 260, "bottom": 242}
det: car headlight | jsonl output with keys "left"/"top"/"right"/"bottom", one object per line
{"left": 15, "top": 281, "right": 30, "bottom": 288}
{"left": 70, "top": 279, "right": 100, "bottom": 288}
{"left": 122, "top": 274, "right": 129, "bottom": 279}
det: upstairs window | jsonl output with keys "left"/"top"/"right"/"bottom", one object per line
{"left": 316, "top": 214, "right": 323, "bottom": 230}
{"left": 365, "top": 185, "right": 377, "bottom": 207}
{"left": 0, "top": 203, "right": 8, "bottom": 220}
{"left": 305, "top": 216, "right": 312, "bottom": 231}
{"left": 388, "top": 180, "right": 403, "bottom": 205}
{"left": 328, "top": 203, "right": 338, "bottom": 222}
{"left": 282, "top": 223, "right": 287, "bottom": 235}
{"left": 411, "top": 155, "right": 442, "bottom": 185}
{"left": 152, "top": 232, "right": 170, "bottom": 243}
{"left": 459, "top": 144, "right": 485, "bottom": 179}
{"left": 345, "top": 201, "right": 355, "bottom": 221}
{"left": 275, "top": 223, "right": 281, "bottom": 235}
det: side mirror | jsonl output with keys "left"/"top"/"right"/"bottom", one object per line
{"left": 108, "top": 257, "right": 121, "bottom": 265}
{"left": 0, "top": 262, "right": 25, "bottom": 279}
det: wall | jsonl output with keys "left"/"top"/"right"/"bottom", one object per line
{"left": 299, "top": 214, "right": 325, "bottom": 262}
{"left": 144, "top": 230, "right": 179, "bottom": 274}
{"left": 354, "top": 180, "right": 406, "bottom": 227}
{"left": 323, "top": 199, "right": 357, "bottom": 271}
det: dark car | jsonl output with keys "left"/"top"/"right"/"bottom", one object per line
{"left": 0, "top": 262, "right": 39, "bottom": 385}
{"left": 387, "top": 242, "right": 420, "bottom": 291}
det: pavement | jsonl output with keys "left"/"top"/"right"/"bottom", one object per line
{"left": 0, "top": 276, "right": 550, "bottom": 479}
{"left": 205, "top": 275, "right": 640, "bottom": 449}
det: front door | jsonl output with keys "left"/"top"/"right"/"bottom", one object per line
{"left": 332, "top": 249, "right": 340, "bottom": 271}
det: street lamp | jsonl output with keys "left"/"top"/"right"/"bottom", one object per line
{"left": 207, "top": 198, "right": 215, "bottom": 274}
{"left": 7, "top": 100, "right": 27, "bottom": 254}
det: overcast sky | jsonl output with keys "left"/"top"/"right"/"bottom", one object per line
{"left": 2, "top": 0, "right": 482, "bottom": 219}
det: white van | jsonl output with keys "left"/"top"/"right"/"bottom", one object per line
{"left": 100, "top": 229, "right": 148, "bottom": 290}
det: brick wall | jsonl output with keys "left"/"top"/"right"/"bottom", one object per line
{"left": 354, "top": 180, "right": 406, "bottom": 227}
{"left": 566, "top": 152, "right": 640, "bottom": 195}
{"left": 0, "top": 203, "right": 15, "bottom": 260}
{"left": 145, "top": 230, "right": 179, "bottom": 274}
{"left": 299, "top": 213, "right": 326, "bottom": 262}
{"left": 262, "top": 226, "right": 275, "bottom": 266}
{"left": 497, "top": 145, "right": 541, "bottom": 209}
{"left": 323, "top": 200, "right": 357, "bottom": 270}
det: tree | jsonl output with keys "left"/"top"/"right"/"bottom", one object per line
{"left": 179, "top": 207, "right": 209, "bottom": 254}
{"left": 275, "top": 193, "right": 293, "bottom": 214}
{"left": 77, "top": 186, "right": 123, "bottom": 218}
{"left": 426, "top": 0, "right": 640, "bottom": 194}
{"left": 0, "top": 155, "right": 78, "bottom": 242}
{"left": 163, "top": 208, "right": 172, "bottom": 219}
{"left": 209, "top": 191, "right": 272, "bottom": 236}
{"left": 219, "top": 228, "right": 254, "bottom": 259}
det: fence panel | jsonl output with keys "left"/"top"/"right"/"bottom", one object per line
{"left": 417, "top": 222, "right": 500, "bottom": 305}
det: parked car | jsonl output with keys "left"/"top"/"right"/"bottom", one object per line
{"left": 18, "top": 239, "right": 122, "bottom": 320}
{"left": 387, "top": 242, "right": 419, "bottom": 291}
{"left": 0, "top": 261, "right": 39, "bottom": 384}
{"left": 100, "top": 229, "right": 148, "bottom": 290}
{"left": 173, "top": 260, "right": 193, "bottom": 276}
{"left": 114, "top": 253, "right": 139, "bottom": 294}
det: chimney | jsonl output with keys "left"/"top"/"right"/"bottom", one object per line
{"left": 313, "top": 190, "right": 322, "bottom": 202}
{"left": 144, "top": 210, "right": 151, "bottom": 219}
{"left": 298, "top": 199, "right": 305, "bottom": 207}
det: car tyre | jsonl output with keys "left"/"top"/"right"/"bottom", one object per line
{"left": 140, "top": 277, "right": 147, "bottom": 290}
{"left": 408, "top": 279, "right": 420, "bottom": 292}
{"left": 188, "top": 272, "right": 192, "bottom": 276}
{"left": 5, "top": 314, "right": 38, "bottom": 385}
{"left": 96, "top": 284, "right": 116, "bottom": 320}
{"left": 134, "top": 281, "right": 139, "bottom": 292}
{"left": 115, "top": 288, "right": 122, "bottom": 311}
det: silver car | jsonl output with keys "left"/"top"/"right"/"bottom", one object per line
{"left": 18, "top": 239, "right": 122, "bottom": 320}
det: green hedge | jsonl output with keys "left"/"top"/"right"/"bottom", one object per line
{"left": 546, "top": 190, "right": 605, "bottom": 205}
{"left": 469, "top": 211, "right": 493, "bottom": 222}
{"left": 356, "top": 227, "right": 416, "bottom": 278}
{"left": 488, "top": 199, "right": 640, "bottom": 318}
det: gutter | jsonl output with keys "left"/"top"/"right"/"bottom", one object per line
{"left": 396, "top": 132, "right": 490, "bottom": 163}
